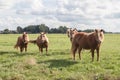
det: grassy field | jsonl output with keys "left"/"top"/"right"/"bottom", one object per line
{"left": 0, "top": 34, "right": 120, "bottom": 80}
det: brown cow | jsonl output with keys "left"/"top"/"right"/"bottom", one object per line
{"left": 14, "top": 32, "right": 29, "bottom": 52}
{"left": 30, "top": 32, "right": 49, "bottom": 54}
{"left": 66, "top": 28, "right": 78, "bottom": 42}
{"left": 66, "top": 28, "right": 72, "bottom": 38}
{"left": 71, "top": 29, "right": 104, "bottom": 61}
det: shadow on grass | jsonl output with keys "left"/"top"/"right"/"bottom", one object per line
{"left": 13, "top": 52, "right": 35, "bottom": 57}
{"left": 0, "top": 51, "right": 17, "bottom": 55}
{"left": 51, "top": 51, "right": 68, "bottom": 55}
{"left": 0, "top": 51, "right": 35, "bottom": 57}
{"left": 38, "top": 59, "right": 78, "bottom": 68}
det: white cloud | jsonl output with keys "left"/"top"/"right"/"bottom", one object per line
{"left": 31, "top": 0, "right": 44, "bottom": 11}
{"left": 0, "top": 0, "right": 14, "bottom": 9}
{"left": 0, "top": 0, "right": 120, "bottom": 32}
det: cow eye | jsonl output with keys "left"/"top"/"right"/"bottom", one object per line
{"left": 99, "top": 34, "right": 102, "bottom": 37}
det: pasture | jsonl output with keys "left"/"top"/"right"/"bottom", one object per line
{"left": 0, "top": 34, "right": 120, "bottom": 80}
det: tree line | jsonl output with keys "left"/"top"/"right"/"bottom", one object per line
{"left": 0, "top": 24, "right": 68, "bottom": 34}
{"left": 0, "top": 24, "right": 107, "bottom": 34}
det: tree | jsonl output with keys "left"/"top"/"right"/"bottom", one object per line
{"left": 39, "top": 24, "right": 49, "bottom": 32}
{"left": 49, "top": 28, "right": 59, "bottom": 33}
{"left": 23, "top": 24, "right": 50, "bottom": 33}
{"left": 3, "top": 29, "right": 9, "bottom": 34}
{"left": 23, "top": 25, "right": 36, "bottom": 33}
{"left": 58, "top": 26, "right": 68, "bottom": 33}
{"left": 17, "top": 26, "right": 23, "bottom": 33}
{"left": 83, "top": 29, "right": 94, "bottom": 33}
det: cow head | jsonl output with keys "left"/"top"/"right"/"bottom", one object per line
{"left": 22, "top": 32, "right": 29, "bottom": 43}
{"left": 94, "top": 29, "right": 104, "bottom": 44}
{"left": 40, "top": 32, "right": 47, "bottom": 43}
{"left": 66, "top": 28, "right": 72, "bottom": 37}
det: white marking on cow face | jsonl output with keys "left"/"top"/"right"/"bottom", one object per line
{"left": 40, "top": 32, "right": 49, "bottom": 43}
{"left": 23, "top": 32, "right": 29, "bottom": 43}
{"left": 66, "top": 28, "right": 72, "bottom": 38}
{"left": 70, "top": 29, "right": 78, "bottom": 39}
{"left": 95, "top": 29, "right": 104, "bottom": 43}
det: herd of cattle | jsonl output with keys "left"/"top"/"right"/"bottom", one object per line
{"left": 14, "top": 28, "right": 104, "bottom": 61}
{"left": 14, "top": 32, "right": 49, "bottom": 54}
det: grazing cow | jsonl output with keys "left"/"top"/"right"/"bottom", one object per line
{"left": 14, "top": 32, "right": 29, "bottom": 52}
{"left": 71, "top": 29, "right": 104, "bottom": 61}
{"left": 30, "top": 32, "right": 49, "bottom": 54}
{"left": 66, "top": 28, "right": 78, "bottom": 42}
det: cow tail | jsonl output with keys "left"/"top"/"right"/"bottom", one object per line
{"left": 14, "top": 44, "right": 18, "bottom": 50}
{"left": 29, "top": 40, "right": 37, "bottom": 44}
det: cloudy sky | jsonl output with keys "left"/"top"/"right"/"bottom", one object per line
{"left": 0, "top": 0, "right": 120, "bottom": 32}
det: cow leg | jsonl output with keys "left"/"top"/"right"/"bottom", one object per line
{"left": 78, "top": 47, "right": 82, "bottom": 60}
{"left": 96, "top": 48, "right": 100, "bottom": 61}
{"left": 20, "top": 47, "right": 22, "bottom": 52}
{"left": 40, "top": 48, "right": 43, "bottom": 53}
{"left": 20, "top": 47, "right": 23, "bottom": 52}
{"left": 39, "top": 47, "right": 41, "bottom": 52}
{"left": 25, "top": 47, "right": 27, "bottom": 52}
{"left": 71, "top": 45, "right": 77, "bottom": 60}
{"left": 70, "top": 37, "right": 72, "bottom": 42}
{"left": 38, "top": 46, "right": 42, "bottom": 54}
{"left": 46, "top": 47, "right": 48, "bottom": 54}
{"left": 25, "top": 45, "right": 27, "bottom": 52}
{"left": 91, "top": 49, "right": 95, "bottom": 62}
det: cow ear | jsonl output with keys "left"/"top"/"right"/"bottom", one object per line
{"left": 100, "top": 29, "right": 103, "bottom": 32}
{"left": 40, "top": 32, "right": 42, "bottom": 34}
{"left": 43, "top": 32, "right": 46, "bottom": 34}
{"left": 73, "top": 28, "right": 77, "bottom": 31}
{"left": 70, "top": 29, "right": 72, "bottom": 31}
{"left": 95, "top": 29, "right": 97, "bottom": 32}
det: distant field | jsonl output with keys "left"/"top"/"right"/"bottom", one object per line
{"left": 0, "top": 34, "right": 120, "bottom": 80}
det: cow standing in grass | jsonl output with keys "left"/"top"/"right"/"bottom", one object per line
{"left": 14, "top": 32, "right": 29, "bottom": 52}
{"left": 71, "top": 29, "right": 104, "bottom": 61}
{"left": 30, "top": 32, "right": 49, "bottom": 54}
{"left": 66, "top": 28, "right": 78, "bottom": 42}
{"left": 66, "top": 28, "right": 72, "bottom": 38}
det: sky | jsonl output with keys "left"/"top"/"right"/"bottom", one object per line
{"left": 0, "top": 0, "right": 120, "bottom": 32}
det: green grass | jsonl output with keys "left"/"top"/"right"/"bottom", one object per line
{"left": 0, "top": 34, "right": 120, "bottom": 80}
